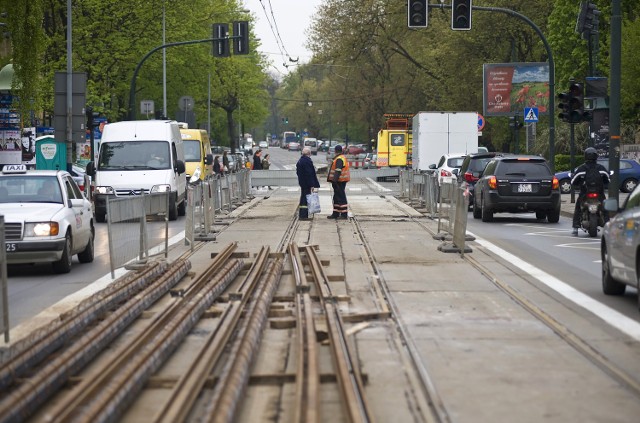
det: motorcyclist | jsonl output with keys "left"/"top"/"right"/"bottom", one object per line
{"left": 570, "top": 147, "right": 609, "bottom": 236}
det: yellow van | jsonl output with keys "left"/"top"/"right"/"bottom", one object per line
{"left": 180, "top": 128, "right": 213, "bottom": 181}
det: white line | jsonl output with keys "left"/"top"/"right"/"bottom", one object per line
{"left": 470, "top": 233, "right": 640, "bottom": 341}
{"left": 366, "top": 177, "right": 391, "bottom": 192}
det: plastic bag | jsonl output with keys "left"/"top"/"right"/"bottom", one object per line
{"left": 306, "top": 192, "right": 321, "bottom": 214}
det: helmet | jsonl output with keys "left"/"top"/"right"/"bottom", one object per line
{"left": 584, "top": 147, "right": 598, "bottom": 162}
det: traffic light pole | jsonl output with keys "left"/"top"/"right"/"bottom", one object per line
{"left": 570, "top": 122, "right": 576, "bottom": 204}
{"left": 428, "top": 3, "right": 556, "bottom": 172}
{"left": 127, "top": 36, "right": 240, "bottom": 120}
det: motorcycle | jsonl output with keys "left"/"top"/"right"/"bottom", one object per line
{"left": 579, "top": 191, "right": 606, "bottom": 237}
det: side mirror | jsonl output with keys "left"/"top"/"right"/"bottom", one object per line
{"left": 452, "top": 168, "right": 459, "bottom": 176}
{"left": 205, "top": 153, "right": 213, "bottom": 165}
{"left": 429, "top": 164, "right": 436, "bottom": 170}
{"left": 175, "top": 159, "right": 186, "bottom": 174}
{"left": 86, "top": 161, "right": 95, "bottom": 177}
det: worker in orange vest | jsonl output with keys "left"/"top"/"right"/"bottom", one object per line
{"left": 326, "top": 144, "right": 350, "bottom": 219}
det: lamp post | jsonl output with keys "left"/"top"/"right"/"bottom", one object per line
{"left": 162, "top": 0, "right": 167, "bottom": 119}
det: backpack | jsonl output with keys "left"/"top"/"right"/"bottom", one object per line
{"left": 583, "top": 165, "right": 603, "bottom": 194}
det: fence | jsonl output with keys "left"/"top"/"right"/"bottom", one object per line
{"left": 105, "top": 192, "right": 170, "bottom": 278}
{"left": 0, "top": 216, "right": 8, "bottom": 342}
{"left": 399, "top": 170, "right": 472, "bottom": 256}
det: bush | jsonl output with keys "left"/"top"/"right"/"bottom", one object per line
{"left": 555, "top": 154, "right": 584, "bottom": 172}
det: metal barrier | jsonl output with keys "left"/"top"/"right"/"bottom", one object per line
{"left": 105, "top": 192, "right": 170, "bottom": 278}
{"left": 249, "top": 168, "right": 400, "bottom": 188}
{"left": 0, "top": 216, "right": 8, "bottom": 342}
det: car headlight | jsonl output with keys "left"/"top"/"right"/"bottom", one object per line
{"left": 151, "top": 184, "right": 171, "bottom": 193}
{"left": 25, "top": 222, "right": 59, "bottom": 237}
{"left": 189, "top": 167, "right": 202, "bottom": 183}
{"left": 95, "top": 186, "right": 115, "bottom": 194}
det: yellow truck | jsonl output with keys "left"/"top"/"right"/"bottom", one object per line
{"left": 179, "top": 128, "right": 213, "bottom": 181}
{"left": 376, "top": 113, "right": 413, "bottom": 168}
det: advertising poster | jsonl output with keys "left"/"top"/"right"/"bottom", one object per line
{"left": 483, "top": 63, "right": 550, "bottom": 117}
{"left": 21, "top": 127, "right": 36, "bottom": 166}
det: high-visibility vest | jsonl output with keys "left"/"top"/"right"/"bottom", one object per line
{"left": 328, "top": 154, "right": 350, "bottom": 182}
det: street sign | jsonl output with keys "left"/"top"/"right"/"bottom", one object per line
{"left": 178, "top": 96, "right": 194, "bottom": 112}
{"left": 140, "top": 100, "right": 154, "bottom": 116}
{"left": 524, "top": 107, "right": 539, "bottom": 122}
{"left": 477, "top": 113, "right": 485, "bottom": 131}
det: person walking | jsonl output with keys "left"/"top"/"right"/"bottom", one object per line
{"left": 253, "top": 149, "right": 263, "bottom": 170}
{"left": 213, "top": 155, "right": 223, "bottom": 176}
{"left": 262, "top": 153, "right": 271, "bottom": 170}
{"left": 327, "top": 144, "right": 350, "bottom": 219}
{"left": 296, "top": 147, "right": 320, "bottom": 220}
{"left": 222, "top": 150, "right": 230, "bottom": 173}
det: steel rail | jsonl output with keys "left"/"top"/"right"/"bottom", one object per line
{"left": 44, "top": 243, "right": 239, "bottom": 422}
{"left": 289, "top": 242, "right": 320, "bottom": 423}
{"left": 304, "top": 245, "right": 373, "bottom": 423}
{"left": 349, "top": 215, "right": 451, "bottom": 423}
{"left": 152, "top": 246, "right": 273, "bottom": 423}
{"left": 0, "top": 258, "right": 192, "bottom": 423}
{"left": 203, "top": 256, "right": 284, "bottom": 423}
{"left": 0, "top": 260, "right": 169, "bottom": 391}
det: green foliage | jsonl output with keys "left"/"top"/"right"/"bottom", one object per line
{"left": 555, "top": 154, "right": 584, "bottom": 172}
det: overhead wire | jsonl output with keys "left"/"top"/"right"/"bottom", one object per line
{"left": 256, "top": 0, "right": 298, "bottom": 70}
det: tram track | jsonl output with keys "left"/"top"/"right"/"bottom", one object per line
{"left": 364, "top": 189, "right": 640, "bottom": 404}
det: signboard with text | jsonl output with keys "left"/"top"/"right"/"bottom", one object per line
{"left": 483, "top": 63, "right": 549, "bottom": 117}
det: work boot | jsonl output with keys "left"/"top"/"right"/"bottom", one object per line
{"left": 572, "top": 227, "right": 578, "bottom": 236}
{"left": 327, "top": 213, "right": 338, "bottom": 219}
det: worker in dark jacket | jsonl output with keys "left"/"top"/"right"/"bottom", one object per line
{"left": 296, "top": 147, "right": 320, "bottom": 219}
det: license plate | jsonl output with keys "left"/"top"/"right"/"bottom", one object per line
{"left": 517, "top": 184, "right": 532, "bottom": 193}
{"left": 5, "top": 243, "right": 17, "bottom": 252}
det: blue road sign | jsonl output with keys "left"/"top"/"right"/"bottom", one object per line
{"left": 524, "top": 107, "right": 539, "bottom": 122}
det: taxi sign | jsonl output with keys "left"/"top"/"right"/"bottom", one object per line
{"left": 2, "top": 164, "right": 27, "bottom": 173}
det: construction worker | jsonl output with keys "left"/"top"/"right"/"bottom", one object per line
{"left": 327, "top": 144, "right": 350, "bottom": 219}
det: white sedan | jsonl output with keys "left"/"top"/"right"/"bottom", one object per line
{"left": 1, "top": 164, "right": 95, "bottom": 273}
{"left": 258, "top": 140, "right": 269, "bottom": 149}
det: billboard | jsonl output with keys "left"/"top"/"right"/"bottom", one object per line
{"left": 483, "top": 63, "right": 550, "bottom": 117}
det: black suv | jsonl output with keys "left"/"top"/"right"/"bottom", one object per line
{"left": 472, "top": 155, "right": 561, "bottom": 222}
{"left": 457, "top": 152, "right": 503, "bottom": 209}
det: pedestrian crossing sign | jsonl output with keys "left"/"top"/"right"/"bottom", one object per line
{"left": 524, "top": 107, "right": 538, "bottom": 122}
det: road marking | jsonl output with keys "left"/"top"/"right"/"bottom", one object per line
{"left": 366, "top": 177, "right": 391, "bottom": 192}
{"left": 471, "top": 233, "right": 640, "bottom": 342}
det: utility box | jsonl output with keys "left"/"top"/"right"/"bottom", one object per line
{"left": 35, "top": 135, "right": 67, "bottom": 170}
{"left": 412, "top": 111, "right": 479, "bottom": 171}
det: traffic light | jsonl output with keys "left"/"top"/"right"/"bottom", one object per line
{"left": 233, "top": 21, "right": 249, "bottom": 55}
{"left": 212, "top": 23, "right": 229, "bottom": 57}
{"left": 451, "top": 0, "right": 472, "bottom": 31}
{"left": 569, "top": 81, "right": 590, "bottom": 122}
{"left": 557, "top": 91, "right": 572, "bottom": 123}
{"left": 576, "top": 1, "right": 599, "bottom": 40}
{"left": 407, "top": 0, "right": 428, "bottom": 28}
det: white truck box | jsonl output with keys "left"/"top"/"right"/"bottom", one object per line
{"left": 412, "top": 112, "right": 479, "bottom": 171}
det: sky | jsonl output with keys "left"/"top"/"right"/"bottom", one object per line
{"left": 242, "top": 0, "right": 323, "bottom": 76}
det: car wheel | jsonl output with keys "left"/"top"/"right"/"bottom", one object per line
{"left": 169, "top": 196, "right": 178, "bottom": 221}
{"left": 52, "top": 232, "right": 72, "bottom": 274}
{"left": 621, "top": 178, "right": 638, "bottom": 193}
{"left": 178, "top": 197, "right": 186, "bottom": 216}
{"left": 472, "top": 196, "right": 482, "bottom": 219}
{"left": 78, "top": 226, "right": 95, "bottom": 263}
{"left": 481, "top": 196, "right": 493, "bottom": 222}
{"left": 547, "top": 208, "right": 560, "bottom": 223}
{"left": 602, "top": 242, "right": 626, "bottom": 295}
{"left": 559, "top": 178, "right": 572, "bottom": 194}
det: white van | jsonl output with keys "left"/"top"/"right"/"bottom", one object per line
{"left": 303, "top": 138, "right": 319, "bottom": 155}
{"left": 87, "top": 120, "right": 186, "bottom": 222}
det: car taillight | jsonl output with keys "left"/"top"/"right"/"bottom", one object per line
{"left": 488, "top": 176, "right": 497, "bottom": 189}
{"left": 552, "top": 176, "right": 559, "bottom": 190}
{"left": 440, "top": 169, "right": 452, "bottom": 177}
{"left": 464, "top": 172, "right": 478, "bottom": 183}
{"left": 586, "top": 192, "right": 599, "bottom": 199}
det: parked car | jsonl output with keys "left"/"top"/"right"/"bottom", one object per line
{"left": 363, "top": 153, "right": 378, "bottom": 169}
{"left": 344, "top": 144, "right": 365, "bottom": 155}
{"left": 288, "top": 141, "right": 301, "bottom": 152}
{"left": 472, "top": 155, "right": 561, "bottom": 223}
{"left": 70, "top": 164, "right": 90, "bottom": 193}
{"left": 555, "top": 158, "right": 640, "bottom": 194}
{"left": 430, "top": 153, "right": 467, "bottom": 186}
{"left": 258, "top": 140, "right": 269, "bottom": 149}
{"left": 320, "top": 140, "right": 339, "bottom": 152}
{"left": 457, "top": 152, "right": 503, "bottom": 209}
{"left": 226, "top": 152, "right": 238, "bottom": 172}
{"left": 303, "top": 138, "right": 319, "bottom": 155}
{"left": 601, "top": 182, "right": 640, "bottom": 300}
{"left": 0, "top": 164, "right": 95, "bottom": 273}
